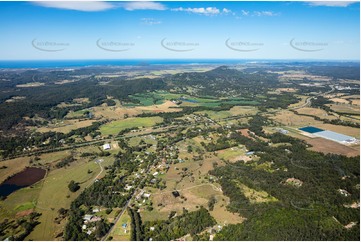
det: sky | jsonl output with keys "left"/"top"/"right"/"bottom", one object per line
{"left": 0, "top": 1, "right": 359, "bottom": 60}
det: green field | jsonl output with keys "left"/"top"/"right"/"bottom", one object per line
{"left": 65, "top": 109, "right": 88, "bottom": 119}
{"left": 196, "top": 110, "right": 232, "bottom": 120}
{"left": 26, "top": 159, "right": 103, "bottom": 240}
{"left": 100, "top": 117, "right": 163, "bottom": 136}
{"left": 217, "top": 147, "right": 246, "bottom": 161}
{"left": 126, "top": 93, "right": 165, "bottom": 106}
{"left": 110, "top": 211, "right": 131, "bottom": 241}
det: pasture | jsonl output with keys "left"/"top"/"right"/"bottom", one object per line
{"left": 100, "top": 117, "right": 163, "bottom": 136}
{"left": 216, "top": 146, "right": 247, "bottom": 162}
{"left": 37, "top": 119, "right": 94, "bottom": 134}
{"left": 326, "top": 103, "right": 360, "bottom": 115}
{"left": 0, "top": 147, "right": 114, "bottom": 241}
{"left": 109, "top": 211, "right": 131, "bottom": 241}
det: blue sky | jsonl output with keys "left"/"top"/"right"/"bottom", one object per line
{"left": 0, "top": 1, "right": 359, "bottom": 60}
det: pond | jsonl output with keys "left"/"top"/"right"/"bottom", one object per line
{"left": 180, "top": 98, "right": 198, "bottom": 103}
{"left": 0, "top": 167, "right": 46, "bottom": 198}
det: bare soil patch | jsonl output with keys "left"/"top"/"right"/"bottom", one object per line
{"left": 306, "top": 138, "right": 359, "bottom": 157}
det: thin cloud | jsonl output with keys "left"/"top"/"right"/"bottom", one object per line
{"left": 32, "top": 1, "right": 167, "bottom": 12}
{"left": 241, "top": 10, "right": 280, "bottom": 17}
{"left": 241, "top": 10, "right": 250, "bottom": 16}
{"left": 141, "top": 18, "right": 162, "bottom": 25}
{"left": 32, "top": 1, "right": 116, "bottom": 12}
{"left": 222, "top": 8, "right": 232, "bottom": 14}
{"left": 122, "top": 1, "right": 166, "bottom": 11}
{"left": 307, "top": 1, "right": 357, "bottom": 7}
{"left": 171, "top": 7, "right": 231, "bottom": 16}
{"left": 254, "top": 11, "right": 279, "bottom": 17}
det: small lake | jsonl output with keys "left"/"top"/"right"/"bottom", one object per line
{"left": 180, "top": 98, "right": 198, "bottom": 103}
{"left": 0, "top": 167, "right": 46, "bottom": 197}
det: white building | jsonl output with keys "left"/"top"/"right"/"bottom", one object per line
{"left": 103, "top": 143, "right": 111, "bottom": 150}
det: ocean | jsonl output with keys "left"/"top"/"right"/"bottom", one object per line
{"left": 0, "top": 59, "right": 252, "bottom": 69}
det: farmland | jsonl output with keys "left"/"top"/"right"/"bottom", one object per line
{"left": 99, "top": 117, "right": 163, "bottom": 136}
{"left": 0, "top": 62, "right": 359, "bottom": 241}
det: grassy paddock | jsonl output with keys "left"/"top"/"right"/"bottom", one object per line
{"left": 100, "top": 117, "right": 163, "bottom": 136}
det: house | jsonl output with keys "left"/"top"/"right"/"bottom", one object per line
{"left": 143, "top": 193, "right": 151, "bottom": 198}
{"left": 82, "top": 225, "right": 87, "bottom": 230}
{"left": 92, "top": 208, "right": 100, "bottom": 213}
{"left": 246, "top": 151, "right": 255, "bottom": 156}
{"left": 150, "top": 226, "right": 155, "bottom": 231}
{"left": 125, "top": 185, "right": 133, "bottom": 191}
{"left": 152, "top": 172, "right": 159, "bottom": 176}
{"left": 90, "top": 216, "right": 102, "bottom": 222}
{"left": 122, "top": 223, "right": 127, "bottom": 229}
{"left": 103, "top": 143, "right": 111, "bottom": 150}
{"left": 338, "top": 189, "right": 351, "bottom": 197}
{"left": 83, "top": 215, "right": 93, "bottom": 221}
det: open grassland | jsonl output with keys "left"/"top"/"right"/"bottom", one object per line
{"left": 326, "top": 103, "right": 360, "bottom": 115}
{"left": 247, "top": 161, "right": 277, "bottom": 173}
{"left": 330, "top": 98, "right": 350, "bottom": 104}
{"left": 229, "top": 106, "right": 259, "bottom": 116}
{"left": 100, "top": 117, "right": 163, "bottom": 136}
{"left": 296, "top": 107, "right": 337, "bottom": 120}
{"left": 128, "top": 135, "right": 157, "bottom": 147}
{"left": 16, "top": 82, "right": 45, "bottom": 88}
{"left": 65, "top": 109, "right": 89, "bottom": 119}
{"left": 216, "top": 146, "right": 247, "bottom": 163}
{"left": 288, "top": 95, "right": 308, "bottom": 108}
{"left": 92, "top": 100, "right": 179, "bottom": 120}
{"left": 195, "top": 106, "right": 258, "bottom": 120}
{"left": 127, "top": 93, "right": 164, "bottom": 106}
{"left": 27, "top": 156, "right": 113, "bottom": 240}
{"left": 0, "top": 148, "right": 114, "bottom": 241}
{"left": 36, "top": 119, "right": 94, "bottom": 134}
{"left": 234, "top": 181, "right": 278, "bottom": 204}
{"left": 0, "top": 181, "right": 42, "bottom": 219}
{"left": 109, "top": 211, "right": 131, "bottom": 241}
{"left": 0, "top": 157, "right": 30, "bottom": 183}
{"left": 196, "top": 110, "right": 232, "bottom": 120}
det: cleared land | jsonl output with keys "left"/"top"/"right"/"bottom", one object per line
{"left": 109, "top": 210, "right": 131, "bottom": 241}
{"left": 16, "top": 82, "right": 45, "bottom": 88}
{"left": 140, "top": 153, "right": 243, "bottom": 225}
{"left": 36, "top": 119, "right": 95, "bottom": 134}
{"left": 326, "top": 104, "right": 360, "bottom": 115}
{"left": 216, "top": 146, "right": 248, "bottom": 163}
{"left": 27, "top": 156, "right": 114, "bottom": 240}
{"left": 306, "top": 138, "right": 359, "bottom": 157}
{"left": 0, "top": 157, "right": 30, "bottom": 183}
{"left": 100, "top": 117, "right": 163, "bottom": 136}
{"left": 296, "top": 107, "right": 337, "bottom": 120}
{"left": 271, "top": 110, "right": 360, "bottom": 138}
{"left": 235, "top": 181, "right": 278, "bottom": 204}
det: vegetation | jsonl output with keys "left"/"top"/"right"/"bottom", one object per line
{"left": 142, "top": 207, "right": 216, "bottom": 240}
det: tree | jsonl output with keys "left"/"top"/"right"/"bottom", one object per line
{"left": 68, "top": 180, "right": 80, "bottom": 192}
{"left": 208, "top": 196, "right": 217, "bottom": 211}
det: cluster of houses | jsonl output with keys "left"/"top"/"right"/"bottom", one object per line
{"left": 82, "top": 212, "right": 102, "bottom": 235}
